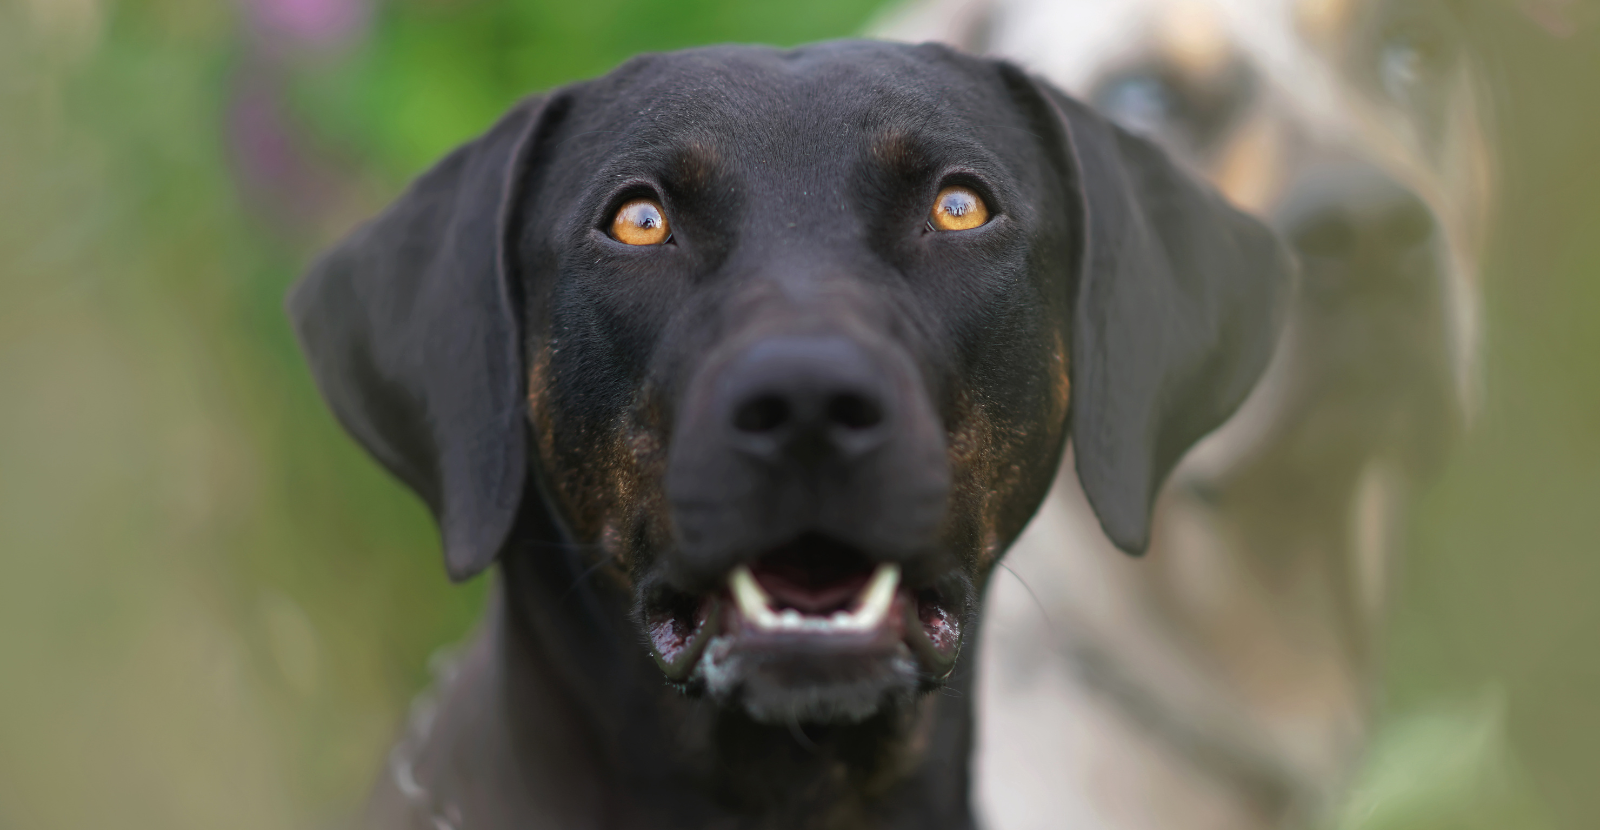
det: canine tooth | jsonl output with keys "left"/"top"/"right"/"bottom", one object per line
{"left": 729, "top": 566, "right": 781, "bottom": 629}
{"left": 849, "top": 563, "right": 900, "bottom": 630}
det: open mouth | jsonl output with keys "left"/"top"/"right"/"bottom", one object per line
{"left": 645, "top": 534, "right": 962, "bottom": 691}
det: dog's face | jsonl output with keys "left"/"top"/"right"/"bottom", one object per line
{"left": 290, "top": 41, "right": 1291, "bottom": 726}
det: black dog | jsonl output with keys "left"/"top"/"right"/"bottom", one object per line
{"left": 290, "top": 40, "right": 1292, "bottom": 830}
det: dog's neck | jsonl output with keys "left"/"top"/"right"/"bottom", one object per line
{"left": 367, "top": 539, "right": 979, "bottom": 830}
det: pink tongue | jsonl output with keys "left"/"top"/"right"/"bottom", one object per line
{"left": 750, "top": 565, "right": 871, "bottom": 615}
{"left": 747, "top": 534, "right": 877, "bottom": 614}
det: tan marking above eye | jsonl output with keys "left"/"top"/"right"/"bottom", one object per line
{"left": 929, "top": 186, "right": 989, "bottom": 231}
{"left": 611, "top": 198, "right": 670, "bottom": 246}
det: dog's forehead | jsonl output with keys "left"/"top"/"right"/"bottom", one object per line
{"left": 566, "top": 42, "right": 1022, "bottom": 170}
{"left": 596, "top": 41, "right": 997, "bottom": 108}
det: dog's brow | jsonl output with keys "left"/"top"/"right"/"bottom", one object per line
{"left": 871, "top": 130, "right": 934, "bottom": 175}
{"left": 666, "top": 140, "right": 726, "bottom": 191}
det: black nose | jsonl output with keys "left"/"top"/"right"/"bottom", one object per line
{"left": 1279, "top": 163, "right": 1438, "bottom": 287}
{"left": 723, "top": 336, "right": 894, "bottom": 463}
{"left": 666, "top": 330, "right": 949, "bottom": 584}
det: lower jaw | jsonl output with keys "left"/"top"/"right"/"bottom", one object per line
{"left": 694, "top": 634, "right": 924, "bottom": 724}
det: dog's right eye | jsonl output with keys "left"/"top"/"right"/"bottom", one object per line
{"left": 928, "top": 186, "right": 989, "bottom": 232}
{"left": 611, "top": 198, "right": 671, "bottom": 246}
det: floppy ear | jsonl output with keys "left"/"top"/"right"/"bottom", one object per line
{"left": 288, "top": 95, "right": 556, "bottom": 580}
{"left": 1014, "top": 69, "right": 1294, "bottom": 554}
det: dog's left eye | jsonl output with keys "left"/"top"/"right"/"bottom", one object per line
{"left": 928, "top": 186, "right": 989, "bottom": 232}
{"left": 611, "top": 198, "right": 672, "bottom": 246}
{"left": 1378, "top": 26, "right": 1457, "bottom": 105}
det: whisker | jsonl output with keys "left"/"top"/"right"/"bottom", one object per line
{"left": 557, "top": 551, "right": 622, "bottom": 605}
{"left": 787, "top": 718, "right": 820, "bottom": 754}
{"left": 999, "top": 561, "right": 1058, "bottom": 635}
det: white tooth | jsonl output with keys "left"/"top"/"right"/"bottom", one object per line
{"left": 830, "top": 611, "right": 850, "bottom": 626}
{"left": 780, "top": 609, "right": 803, "bottom": 628}
{"left": 848, "top": 563, "right": 900, "bottom": 630}
{"left": 730, "top": 566, "right": 781, "bottom": 629}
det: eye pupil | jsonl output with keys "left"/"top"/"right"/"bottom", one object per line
{"left": 611, "top": 198, "right": 670, "bottom": 245}
{"left": 930, "top": 185, "right": 989, "bottom": 231}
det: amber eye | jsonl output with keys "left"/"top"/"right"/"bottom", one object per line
{"left": 929, "top": 185, "right": 989, "bottom": 231}
{"left": 611, "top": 198, "right": 671, "bottom": 245}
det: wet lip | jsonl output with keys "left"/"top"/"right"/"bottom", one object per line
{"left": 646, "top": 534, "right": 961, "bottom": 682}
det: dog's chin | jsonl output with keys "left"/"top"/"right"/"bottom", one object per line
{"left": 643, "top": 534, "right": 964, "bottom": 724}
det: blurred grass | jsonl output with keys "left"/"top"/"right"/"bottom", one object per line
{"left": 1, "top": 0, "right": 1596, "bottom": 828}
{"left": 0, "top": 2, "right": 479, "bottom": 824}
{"left": 1329, "top": 9, "right": 1600, "bottom": 829}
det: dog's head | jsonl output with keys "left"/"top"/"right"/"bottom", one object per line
{"left": 289, "top": 41, "right": 1291, "bottom": 725}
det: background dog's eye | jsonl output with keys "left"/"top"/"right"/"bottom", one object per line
{"left": 1094, "top": 72, "right": 1178, "bottom": 138}
{"left": 611, "top": 198, "right": 671, "bottom": 245}
{"left": 1089, "top": 61, "right": 1255, "bottom": 163}
{"left": 1362, "top": 4, "right": 1464, "bottom": 152}
{"left": 1379, "top": 28, "right": 1451, "bottom": 104}
{"left": 1363, "top": 2, "right": 1464, "bottom": 109}
{"left": 929, "top": 186, "right": 989, "bottom": 231}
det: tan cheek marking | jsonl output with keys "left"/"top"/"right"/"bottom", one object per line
{"left": 944, "top": 390, "right": 1069, "bottom": 572}
{"left": 535, "top": 407, "right": 664, "bottom": 593}
{"left": 526, "top": 345, "right": 626, "bottom": 548}
{"left": 1051, "top": 333, "right": 1071, "bottom": 427}
{"left": 989, "top": 339, "right": 1072, "bottom": 555}
{"left": 527, "top": 345, "right": 557, "bottom": 479}
{"left": 1208, "top": 114, "right": 1286, "bottom": 214}
{"left": 942, "top": 334, "right": 1074, "bottom": 572}
{"left": 595, "top": 521, "right": 633, "bottom": 589}
{"left": 587, "top": 393, "right": 674, "bottom": 588}
{"left": 943, "top": 392, "right": 1001, "bottom": 569}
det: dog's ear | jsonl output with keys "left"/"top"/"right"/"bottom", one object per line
{"left": 1010, "top": 68, "right": 1294, "bottom": 554}
{"left": 288, "top": 95, "right": 559, "bottom": 581}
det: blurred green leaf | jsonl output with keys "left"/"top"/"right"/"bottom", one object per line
{"left": 1333, "top": 691, "right": 1551, "bottom": 830}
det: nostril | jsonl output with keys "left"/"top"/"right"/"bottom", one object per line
{"left": 1291, "top": 212, "right": 1358, "bottom": 259}
{"left": 734, "top": 394, "right": 791, "bottom": 433}
{"left": 826, "top": 392, "right": 883, "bottom": 430}
{"left": 1383, "top": 200, "right": 1435, "bottom": 249}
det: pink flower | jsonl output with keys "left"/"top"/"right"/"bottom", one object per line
{"left": 247, "top": 0, "right": 367, "bottom": 48}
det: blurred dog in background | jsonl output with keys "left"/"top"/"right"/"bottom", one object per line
{"left": 874, "top": 0, "right": 1494, "bottom": 827}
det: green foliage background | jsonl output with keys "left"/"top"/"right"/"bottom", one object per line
{"left": 0, "top": 1, "right": 1594, "bottom": 828}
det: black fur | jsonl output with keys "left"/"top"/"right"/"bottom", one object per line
{"left": 289, "top": 41, "right": 1292, "bottom": 830}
